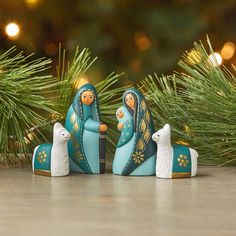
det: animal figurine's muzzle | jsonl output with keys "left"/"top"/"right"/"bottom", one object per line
{"left": 152, "top": 133, "right": 158, "bottom": 142}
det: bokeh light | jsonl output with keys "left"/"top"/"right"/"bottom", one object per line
{"left": 0, "top": 1, "right": 235, "bottom": 79}
{"left": 209, "top": 53, "right": 222, "bottom": 67}
{"left": 221, "top": 42, "right": 235, "bottom": 60}
{"left": 134, "top": 32, "right": 151, "bottom": 51}
{"left": 25, "top": 0, "right": 39, "bottom": 7}
{"left": 5, "top": 23, "right": 20, "bottom": 39}
{"left": 44, "top": 42, "right": 58, "bottom": 56}
{"left": 74, "top": 77, "right": 89, "bottom": 89}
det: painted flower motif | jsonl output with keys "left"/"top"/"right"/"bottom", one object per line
{"left": 51, "top": 113, "right": 62, "bottom": 122}
{"left": 73, "top": 140, "right": 79, "bottom": 149}
{"left": 73, "top": 123, "right": 79, "bottom": 131}
{"left": 132, "top": 151, "right": 144, "bottom": 164}
{"left": 37, "top": 151, "right": 47, "bottom": 164}
{"left": 76, "top": 152, "right": 84, "bottom": 162}
{"left": 177, "top": 154, "right": 189, "bottom": 167}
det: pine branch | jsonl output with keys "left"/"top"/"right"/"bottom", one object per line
{"left": 55, "top": 46, "right": 129, "bottom": 160}
{"left": 0, "top": 47, "right": 60, "bottom": 166}
{"left": 140, "top": 38, "right": 236, "bottom": 166}
{"left": 56, "top": 45, "right": 97, "bottom": 116}
{"left": 0, "top": 45, "right": 129, "bottom": 167}
{"left": 96, "top": 72, "right": 130, "bottom": 158}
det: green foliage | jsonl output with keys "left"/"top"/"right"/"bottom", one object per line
{"left": 56, "top": 45, "right": 97, "bottom": 116}
{"left": 3, "top": 37, "right": 236, "bottom": 168}
{"left": 141, "top": 38, "right": 236, "bottom": 166}
{"left": 55, "top": 46, "right": 129, "bottom": 159}
{"left": 0, "top": 47, "right": 58, "bottom": 166}
{"left": 0, "top": 45, "right": 128, "bottom": 167}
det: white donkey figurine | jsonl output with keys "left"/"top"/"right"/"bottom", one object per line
{"left": 152, "top": 124, "right": 198, "bottom": 178}
{"left": 32, "top": 122, "right": 71, "bottom": 177}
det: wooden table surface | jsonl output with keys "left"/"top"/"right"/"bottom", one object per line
{"left": 0, "top": 167, "right": 235, "bottom": 236}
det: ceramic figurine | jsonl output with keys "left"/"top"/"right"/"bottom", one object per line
{"left": 113, "top": 88, "right": 157, "bottom": 176}
{"left": 152, "top": 124, "right": 198, "bottom": 178}
{"left": 32, "top": 122, "right": 71, "bottom": 177}
{"left": 65, "top": 83, "right": 107, "bottom": 174}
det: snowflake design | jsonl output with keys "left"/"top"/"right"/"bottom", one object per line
{"left": 177, "top": 154, "right": 189, "bottom": 167}
{"left": 132, "top": 151, "right": 144, "bottom": 164}
{"left": 37, "top": 151, "right": 47, "bottom": 164}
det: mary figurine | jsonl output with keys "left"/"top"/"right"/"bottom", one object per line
{"left": 113, "top": 88, "right": 156, "bottom": 176}
{"left": 65, "top": 84, "right": 107, "bottom": 174}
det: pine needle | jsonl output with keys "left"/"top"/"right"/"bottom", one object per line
{"left": 140, "top": 38, "right": 236, "bottom": 166}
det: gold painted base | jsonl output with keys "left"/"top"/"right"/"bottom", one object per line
{"left": 172, "top": 172, "right": 191, "bottom": 178}
{"left": 34, "top": 169, "right": 51, "bottom": 177}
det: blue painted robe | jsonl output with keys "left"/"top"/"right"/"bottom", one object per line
{"left": 113, "top": 88, "right": 157, "bottom": 176}
{"left": 33, "top": 144, "right": 52, "bottom": 176}
{"left": 172, "top": 144, "right": 192, "bottom": 178}
{"left": 65, "top": 84, "right": 102, "bottom": 174}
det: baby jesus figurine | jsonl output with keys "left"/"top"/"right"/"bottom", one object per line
{"left": 116, "top": 106, "right": 134, "bottom": 148}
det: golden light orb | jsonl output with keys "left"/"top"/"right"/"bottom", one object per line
{"left": 134, "top": 32, "right": 151, "bottom": 51}
{"left": 74, "top": 77, "right": 89, "bottom": 89}
{"left": 221, "top": 42, "right": 235, "bottom": 60}
{"left": 25, "top": 0, "right": 39, "bottom": 7}
{"left": 5, "top": 23, "right": 20, "bottom": 39}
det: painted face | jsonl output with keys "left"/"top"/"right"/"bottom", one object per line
{"left": 125, "top": 93, "right": 135, "bottom": 109}
{"left": 81, "top": 90, "right": 94, "bottom": 105}
{"left": 116, "top": 109, "right": 124, "bottom": 119}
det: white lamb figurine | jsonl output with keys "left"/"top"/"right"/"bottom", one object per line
{"left": 32, "top": 122, "right": 71, "bottom": 177}
{"left": 152, "top": 124, "right": 198, "bottom": 179}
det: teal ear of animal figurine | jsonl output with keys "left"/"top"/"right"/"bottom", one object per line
{"left": 112, "top": 88, "right": 157, "bottom": 176}
{"left": 65, "top": 83, "right": 107, "bottom": 174}
{"left": 32, "top": 122, "right": 71, "bottom": 177}
{"left": 152, "top": 124, "right": 198, "bottom": 179}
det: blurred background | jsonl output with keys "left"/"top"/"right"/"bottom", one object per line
{"left": 0, "top": 0, "right": 236, "bottom": 83}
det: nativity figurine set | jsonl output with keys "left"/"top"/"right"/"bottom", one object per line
{"left": 32, "top": 83, "right": 198, "bottom": 179}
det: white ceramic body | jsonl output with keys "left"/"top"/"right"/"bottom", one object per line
{"left": 152, "top": 124, "right": 198, "bottom": 179}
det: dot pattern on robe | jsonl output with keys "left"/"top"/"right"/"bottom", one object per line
{"left": 33, "top": 143, "right": 52, "bottom": 176}
{"left": 172, "top": 144, "right": 192, "bottom": 178}
{"left": 177, "top": 154, "right": 189, "bottom": 168}
{"left": 37, "top": 151, "right": 47, "bottom": 163}
{"left": 116, "top": 117, "right": 134, "bottom": 148}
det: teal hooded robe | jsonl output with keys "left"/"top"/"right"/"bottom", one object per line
{"left": 65, "top": 84, "right": 103, "bottom": 174}
{"left": 113, "top": 88, "right": 157, "bottom": 176}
